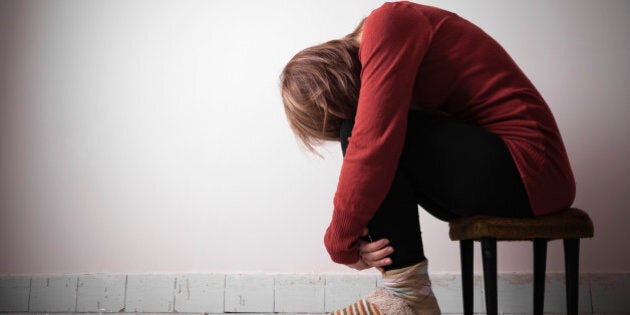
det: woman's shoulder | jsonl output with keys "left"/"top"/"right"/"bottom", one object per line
{"left": 371, "top": 1, "right": 453, "bottom": 17}
{"left": 367, "top": 1, "right": 456, "bottom": 30}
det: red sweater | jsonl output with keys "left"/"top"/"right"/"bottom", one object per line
{"left": 324, "top": 1, "right": 576, "bottom": 264}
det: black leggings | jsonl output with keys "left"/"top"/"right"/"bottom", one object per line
{"left": 340, "top": 110, "right": 533, "bottom": 271}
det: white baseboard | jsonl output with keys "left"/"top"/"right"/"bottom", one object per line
{"left": 0, "top": 273, "right": 628, "bottom": 314}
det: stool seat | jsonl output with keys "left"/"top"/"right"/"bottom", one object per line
{"left": 449, "top": 207, "right": 594, "bottom": 241}
{"left": 448, "top": 207, "right": 594, "bottom": 315}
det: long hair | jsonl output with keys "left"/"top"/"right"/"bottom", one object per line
{"left": 280, "top": 19, "right": 365, "bottom": 155}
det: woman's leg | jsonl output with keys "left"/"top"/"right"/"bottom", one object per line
{"left": 339, "top": 108, "right": 533, "bottom": 270}
{"left": 339, "top": 120, "right": 440, "bottom": 315}
{"left": 340, "top": 110, "right": 532, "bottom": 272}
{"left": 335, "top": 112, "right": 532, "bottom": 315}
{"left": 340, "top": 119, "right": 425, "bottom": 271}
{"left": 399, "top": 110, "right": 534, "bottom": 219}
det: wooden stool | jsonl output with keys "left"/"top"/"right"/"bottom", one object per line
{"left": 449, "top": 208, "right": 594, "bottom": 315}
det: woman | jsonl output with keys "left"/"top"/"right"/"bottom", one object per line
{"left": 280, "top": 2, "right": 575, "bottom": 314}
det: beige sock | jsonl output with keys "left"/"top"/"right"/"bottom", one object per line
{"left": 329, "top": 298, "right": 382, "bottom": 315}
{"left": 364, "top": 287, "right": 415, "bottom": 315}
{"left": 329, "top": 287, "right": 415, "bottom": 315}
{"left": 329, "top": 261, "right": 441, "bottom": 315}
{"left": 380, "top": 260, "right": 441, "bottom": 315}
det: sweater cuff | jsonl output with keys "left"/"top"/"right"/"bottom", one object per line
{"left": 324, "top": 219, "right": 362, "bottom": 265}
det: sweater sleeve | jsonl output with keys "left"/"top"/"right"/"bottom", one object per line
{"left": 324, "top": 2, "right": 433, "bottom": 264}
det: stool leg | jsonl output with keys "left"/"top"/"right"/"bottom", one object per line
{"left": 533, "top": 239, "right": 548, "bottom": 315}
{"left": 460, "top": 240, "right": 474, "bottom": 315}
{"left": 481, "top": 238, "right": 498, "bottom": 315}
{"left": 564, "top": 238, "right": 580, "bottom": 315}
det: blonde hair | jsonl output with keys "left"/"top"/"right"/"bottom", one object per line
{"left": 280, "top": 19, "right": 365, "bottom": 154}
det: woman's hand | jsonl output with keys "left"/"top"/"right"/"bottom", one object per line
{"left": 347, "top": 229, "right": 394, "bottom": 272}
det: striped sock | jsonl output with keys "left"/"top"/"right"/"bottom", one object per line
{"left": 330, "top": 298, "right": 381, "bottom": 315}
{"left": 381, "top": 260, "right": 441, "bottom": 314}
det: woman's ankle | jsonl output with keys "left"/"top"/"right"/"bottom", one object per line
{"left": 381, "top": 260, "right": 441, "bottom": 315}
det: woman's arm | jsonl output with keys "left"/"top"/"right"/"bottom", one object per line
{"left": 325, "top": 2, "right": 434, "bottom": 264}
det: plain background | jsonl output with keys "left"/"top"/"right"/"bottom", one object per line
{"left": 0, "top": 0, "right": 628, "bottom": 275}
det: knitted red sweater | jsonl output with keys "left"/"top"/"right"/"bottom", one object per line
{"left": 324, "top": 1, "right": 575, "bottom": 264}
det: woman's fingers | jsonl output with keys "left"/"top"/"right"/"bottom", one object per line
{"left": 361, "top": 246, "right": 394, "bottom": 267}
{"left": 361, "top": 238, "right": 390, "bottom": 253}
{"left": 359, "top": 237, "right": 394, "bottom": 268}
{"left": 369, "top": 257, "right": 392, "bottom": 268}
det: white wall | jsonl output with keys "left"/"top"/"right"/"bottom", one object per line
{"left": 0, "top": 0, "right": 628, "bottom": 276}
